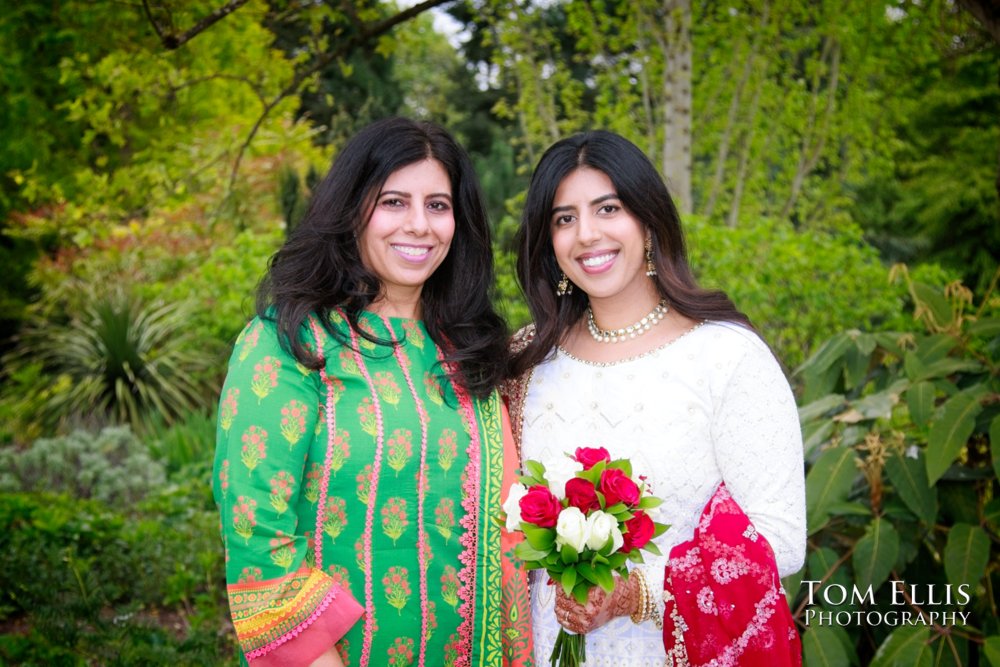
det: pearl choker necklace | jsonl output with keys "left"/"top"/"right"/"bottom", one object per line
{"left": 586, "top": 300, "right": 669, "bottom": 344}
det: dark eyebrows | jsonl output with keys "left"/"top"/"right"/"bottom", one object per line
{"left": 379, "top": 189, "right": 452, "bottom": 202}
{"left": 551, "top": 192, "right": 619, "bottom": 215}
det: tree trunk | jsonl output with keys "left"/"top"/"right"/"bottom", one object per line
{"left": 956, "top": 0, "right": 1000, "bottom": 43}
{"left": 703, "top": 2, "right": 770, "bottom": 221}
{"left": 661, "top": 0, "right": 693, "bottom": 215}
{"left": 780, "top": 37, "right": 841, "bottom": 221}
{"left": 727, "top": 74, "right": 765, "bottom": 228}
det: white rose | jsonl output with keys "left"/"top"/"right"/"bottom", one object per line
{"left": 554, "top": 506, "right": 590, "bottom": 552}
{"left": 545, "top": 455, "right": 583, "bottom": 500}
{"left": 502, "top": 483, "right": 529, "bottom": 532}
{"left": 586, "top": 510, "right": 625, "bottom": 552}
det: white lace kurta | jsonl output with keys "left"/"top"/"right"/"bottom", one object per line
{"left": 519, "top": 321, "right": 806, "bottom": 667}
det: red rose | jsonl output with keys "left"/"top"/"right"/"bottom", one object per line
{"left": 621, "top": 511, "right": 655, "bottom": 553}
{"left": 598, "top": 468, "right": 641, "bottom": 507}
{"left": 519, "top": 485, "right": 562, "bottom": 528}
{"left": 574, "top": 446, "right": 611, "bottom": 470}
{"left": 565, "top": 477, "right": 600, "bottom": 513}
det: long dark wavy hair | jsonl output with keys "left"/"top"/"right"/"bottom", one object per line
{"left": 510, "top": 130, "right": 752, "bottom": 377}
{"left": 257, "top": 117, "right": 507, "bottom": 398}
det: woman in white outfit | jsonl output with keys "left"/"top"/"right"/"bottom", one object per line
{"left": 503, "top": 131, "right": 807, "bottom": 666}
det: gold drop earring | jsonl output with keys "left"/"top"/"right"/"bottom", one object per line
{"left": 556, "top": 272, "right": 573, "bottom": 296}
{"left": 645, "top": 237, "right": 657, "bottom": 277}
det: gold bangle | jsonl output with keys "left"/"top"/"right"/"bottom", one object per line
{"left": 629, "top": 568, "right": 648, "bottom": 624}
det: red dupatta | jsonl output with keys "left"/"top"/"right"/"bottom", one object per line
{"left": 662, "top": 484, "right": 801, "bottom": 667}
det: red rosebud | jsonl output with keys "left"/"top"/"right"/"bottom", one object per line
{"left": 519, "top": 485, "right": 562, "bottom": 528}
{"left": 574, "top": 446, "right": 611, "bottom": 470}
{"left": 565, "top": 477, "right": 600, "bottom": 513}
{"left": 598, "top": 468, "right": 641, "bottom": 507}
{"left": 621, "top": 511, "right": 655, "bottom": 553}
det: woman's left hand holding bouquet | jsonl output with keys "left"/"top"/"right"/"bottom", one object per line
{"left": 500, "top": 446, "right": 667, "bottom": 666}
{"left": 553, "top": 571, "right": 640, "bottom": 634}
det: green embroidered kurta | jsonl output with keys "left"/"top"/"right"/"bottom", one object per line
{"left": 213, "top": 311, "right": 508, "bottom": 666}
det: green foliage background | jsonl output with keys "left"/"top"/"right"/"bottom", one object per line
{"left": 0, "top": 0, "right": 997, "bottom": 664}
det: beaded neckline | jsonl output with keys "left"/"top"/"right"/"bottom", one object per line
{"left": 556, "top": 321, "right": 706, "bottom": 367}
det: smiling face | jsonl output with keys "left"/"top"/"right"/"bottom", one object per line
{"left": 550, "top": 167, "right": 650, "bottom": 305}
{"left": 359, "top": 158, "right": 455, "bottom": 311}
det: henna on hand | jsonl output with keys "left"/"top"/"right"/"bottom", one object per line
{"left": 553, "top": 573, "right": 641, "bottom": 634}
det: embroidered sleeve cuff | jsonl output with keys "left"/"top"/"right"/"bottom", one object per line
{"left": 235, "top": 569, "right": 364, "bottom": 666}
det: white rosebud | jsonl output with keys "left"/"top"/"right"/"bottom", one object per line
{"left": 554, "top": 506, "right": 590, "bottom": 552}
{"left": 905, "top": 445, "right": 920, "bottom": 460}
{"left": 586, "top": 510, "right": 624, "bottom": 552}
{"left": 502, "top": 483, "right": 529, "bottom": 532}
{"left": 545, "top": 455, "right": 583, "bottom": 500}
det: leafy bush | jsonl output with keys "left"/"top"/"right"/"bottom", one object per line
{"left": 0, "top": 361, "right": 72, "bottom": 445}
{"left": 16, "top": 292, "right": 213, "bottom": 430}
{"left": 687, "top": 217, "right": 908, "bottom": 369}
{"left": 142, "top": 226, "right": 282, "bottom": 351}
{"left": 0, "top": 426, "right": 165, "bottom": 505}
{"left": 145, "top": 409, "right": 217, "bottom": 477}
{"left": 0, "top": 482, "right": 232, "bottom": 665}
{"left": 791, "top": 266, "right": 999, "bottom": 665}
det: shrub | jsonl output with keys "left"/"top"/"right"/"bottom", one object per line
{"left": 16, "top": 292, "right": 213, "bottom": 430}
{"left": 0, "top": 481, "right": 233, "bottom": 665}
{"left": 687, "top": 217, "right": 907, "bottom": 369}
{"left": 0, "top": 426, "right": 166, "bottom": 505}
{"left": 791, "top": 266, "right": 999, "bottom": 665}
{"left": 145, "top": 409, "right": 218, "bottom": 478}
{"left": 142, "top": 227, "right": 283, "bottom": 353}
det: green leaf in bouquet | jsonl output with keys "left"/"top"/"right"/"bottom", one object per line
{"left": 628, "top": 550, "right": 644, "bottom": 563}
{"left": 599, "top": 537, "right": 616, "bottom": 556}
{"left": 560, "top": 543, "right": 579, "bottom": 564}
{"left": 607, "top": 552, "right": 627, "bottom": 570}
{"left": 594, "top": 564, "right": 615, "bottom": 593}
{"left": 638, "top": 496, "right": 662, "bottom": 510}
{"left": 577, "top": 465, "right": 602, "bottom": 485}
{"left": 572, "top": 581, "right": 590, "bottom": 605}
{"left": 652, "top": 522, "right": 669, "bottom": 538}
{"left": 605, "top": 502, "right": 628, "bottom": 514}
{"left": 514, "top": 542, "right": 550, "bottom": 562}
{"left": 517, "top": 475, "right": 541, "bottom": 486}
{"left": 595, "top": 490, "right": 607, "bottom": 508}
{"left": 608, "top": 459, "right": 632, "bottom": 477}
{"left": 612, "top": 509, "right": 634, "bottom": 522}
{"left": 643, "top": 542, "right": 663, "bottom": 557}
{"left": 577, "top": 561, "right": 598, "bottom": 584}
{"left": 591, "top": 552, "right": 609, "bottom": 565}
{"left": 522, "top": 524, "right": 555, "bottom": 551}
{"left": 560, "top": 566, "right": 577, "bottom": 596}
{"left": 524, "top": 460, "right": 546, "bottom": 481}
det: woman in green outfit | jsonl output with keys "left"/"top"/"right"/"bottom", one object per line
{"left": 213, "top": 118, "right": 533, "bottom": 667}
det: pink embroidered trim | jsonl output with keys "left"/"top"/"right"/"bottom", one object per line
{"left": 245, "top": 585, "right": 340, "bottom": 661}
{"left": 447, "top": 359, "right": 481, "bottom": 667}
{"left": 308, "top": 317, "right": 338, "bottom": 572}
{"left": 347, "top": 316, "right": 385, "bottom": 667}
{"left": 383, "top": 317, "right": 431, "bottom": 667}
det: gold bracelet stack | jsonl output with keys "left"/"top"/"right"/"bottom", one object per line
{"left": 627, "top": 568, "right": 663, "bottom": 629}
{"left": 629, "top": 568, "right": 649, "bottom": 624}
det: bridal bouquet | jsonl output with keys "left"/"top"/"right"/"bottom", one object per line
{"left": 500, "top": 447, "right": 667, "bottom": 667}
